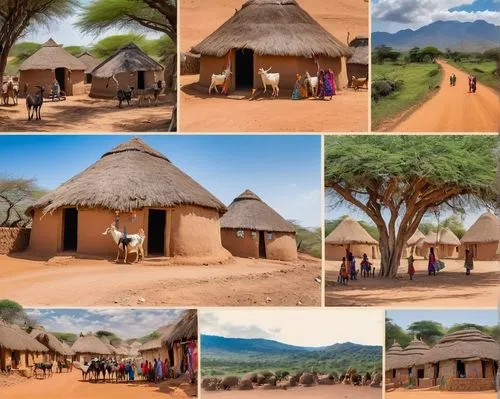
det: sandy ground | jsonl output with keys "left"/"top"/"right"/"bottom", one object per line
{"left": 179, "top": 0, "right": 368, "bottom": 132}
{"left": 203, "top": 385, "right": 381, "bottom": 398}
{"left": 0, "top": 253, "right": 321, "bottom": 307}
{"left": 0, "top": 94, "right": 174, "bottom": 132}
{"left": 391, "top": 60, "right": 499, "bottom": 132}
{"left": 325, "top": 258, "right": 500, "bottom": 307}
{"left": 0, "top": 370, "right": 197, "bottom": 398}
{"left": 386, "top": 388, "right": 497, "bottom": 398}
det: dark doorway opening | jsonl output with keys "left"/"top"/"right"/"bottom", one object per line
{"left": 85, "top": 73, "right": 93, "bottom": 84}
{"left": 148, "top": 209, "right": 166, "bottom": 255}
{"left": 457, "top": 360, "right": 465, "bottom": 378}
{"left": 138, "top": 71, "right": 146, "bottom": 90}
{"left": 235, "top": 48, "right": 254, "bottom": 89}
{"left": 434, "top": 363, "right": 439, "bottom": 379}
{"left": 259, "top": 231, "right": 266, "bottom": 258}
{"left": 417, "top": 368, "right": 424, "bottom": 385}
{"left": 392, "top": 369, "right": 396, "bottom": 378}
{"left": 63, "top": 208, "right": 78, "bottom": 251}
{"left": 55, "top": 68, "right": 66, "bottom": 92}
{"left": 168, "top": 347, "right": 174, "bottom": 366}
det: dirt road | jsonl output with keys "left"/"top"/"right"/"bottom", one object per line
{"left": 0, "top": 254, "right": 321, "bottom": 307}
{"left": 394, "top": 60, "right": 499, "bottom": 132}
{"left": 325, "top": 258, "right": 499, "bottom": 307}
{"left": 0, "top": 95, "right": 174, "bottom": 132}
{"left": 0, "top": 369, "right": 197, "bottom": 398}
{"left": 386, "top": 389, "right": 496, "bottom": 398}
{"left": 203, "top": 385, "right": 381, "bottom": 399}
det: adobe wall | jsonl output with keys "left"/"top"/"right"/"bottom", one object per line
{"left": 265, "top": 231, "right": 297, "bottom": 261}
{"left": 0, "top": 227, "right": 31, "bottom": 254}
{"left": 439, "top": 359, "right": 456, "bottom": 378}
{"left": 221, "top": 228, "right": 259, "bottom": 258}
{"left": 444, "top": 377, "right": 495, "bottom": 391}
{"left": 459, "top": 242, "right": 499, "bottom": 261}
{"left": 422, "top": 243, "right": 459, "bottom": 259}
{"left": 395, "top": 368, "right": 410, "bottom": 385}
{"left": 465, "top": 360, "right": 483, "bottom": 378}
{"left": 29, "top": 208, "right": 62, "bottom": 254}
{"left": 424, "top": 363, "right": 436, "bottom": 379}
{"left": 418, "top": 378, "right": 436, "bottom": 388}
{"left": 140, "top": 346, "right": 168, "bottom": 365}
{"left": 325, "top": 243, "right": 379, "bottom": 261}
{"left": 19, "top": 69, "right": 84, "bottom": 96}
{"left": 90, "top": 71, "right": 159, "bottom": 98}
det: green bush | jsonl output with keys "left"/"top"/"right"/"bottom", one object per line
{"left": 371, "top": 79, "right": 405, "bottom": 101}
{"left": 428, "top": 69, "right": 439, "bottom": 77}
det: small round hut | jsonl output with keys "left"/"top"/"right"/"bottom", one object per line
{"left": 422, "top": 228, "right": 461, "bottom": 258}
{"left": 418, "top": 328, "right": 499, "bottom": 391}
{"left": 347, "top": 36, "right": 369, "bottom": 87}
{"left": 459, "top": 213, "right": 500, "bottom": 261}
{"left": 30, "top": 326, "right": 74, "bottom": 363}
{"left": 27, "top": 138, "right": 229, "bottom": 262}
{"left": 220, "top": 190, "right": 297, "bottom": 261}
{"left": 19, "top": 38, "right": 86, "bottom": 96}
{"left": 385, "top": 341, "right": 404, "bottom": 383}
{"left": 325, "top": 216, "right": 379, "bottom": 260}
{"left": 71, "top": 332, "right": 112, "bottom": 364}
{"left": 191, "top": 0, "right": 352, "bottom": 91}
{"left": 0, "top": 321, "right": 48, "bottom": 371}
{"left": 77, "top": 51, "right": 100, "bottom": 84}
{"left": 90, "top": 43, "right": 164, "bottom": 98}
{"left": 386, "top": 337, "right": 430, "bottom": 387}
{"left": 406, "top": 229, "right": 425, "bottom": 257}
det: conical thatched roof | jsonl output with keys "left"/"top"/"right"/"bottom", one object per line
{"left": 325, "top": 217, "right": 378, "bottom": 245}
{"left": 30, "top": 327, "right": 73, "bottom": 356}
{"left": 0, "top": 321, "right": 49, "bottom": 353}
{"left": 420, "top": 328, "right": 500, "bottom": 364}
{"left": 19, "top": 38, "right": 86, "bottom": 71}
{"left": 347, "top": 36, "right": 368, "bottom": 65}
{"left": 61, "top": 341, "right": 75, "bottom": 356}
{"left": 77, "top": 51, "right": 100, "bottom": 74}
{"left": 423, "top": 228, "right": 461, "bottom": 246}
{"left": 91, "top": 43, "right": 164, "bottom": 78}
{"left": 461, "top": 212, "right": 500, "bottom": 244}
{"left": 138, "top": 325, "right": 174, "bottom": 353}
{"left": 71, "top": 333, "right": 112, "bottom": 355}
{"left": 220, "top": 190, "right": 295, "bottom": 233}
{"left": 163, "top": 310, "right": 197, "bottom": 345}
{"left": 386, "top": 338, "right": 430, "bottom": 369}
{"left": 29, "top": 138, "right": 226, "bottom": 215}
{"left": 407, "top": 230, "right": 425, "bottom": 246}
{"left": 191, "top": 0, "right": 352, "bottom": 58}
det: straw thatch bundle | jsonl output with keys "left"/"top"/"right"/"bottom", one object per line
{"left": 91, "top": 43, "right": 164, "bottom": 78}
{"left": 325, "top": 217, "right": 378, "bottom": 245}
{"left": 191, "top": 0, "right": 352, "bottom": 58}
{"left": 71, "top": 333, "right": 112, "bottom": 355}
{"left": 163, "top": 310, "right": 197, "bottom": 345}
{"left": 347, "top": 36, "right": 368, "bottom": 66}
{"left": 407, "top": 230, "right": 425, "bottom": 246}
{"left": 19, "top": 39, "right": 86, "bottom": 71}
{"left": 387, "top": 338, "right": 430, "bottom": 369}
{"left": 0, "top": 321, "right": 49, "bottom": 353}
{"left": 419, "top": 328, "right": 500, "bottom": 364}
{"left": 461, "top": 212, "right": 499, "bottom": 244}
{"left": 77, "top": 52, "right": 100, "bottom": 74}
{"left": 28, "top": 138, "right": 226, "bottom": 215}
{"left": 30, "top": 327, "right": 73, "bottom": 356}
{"left": 220, "top": 190, "right": 295, "bottom": 233}
{"left": 423, "top": 228, "right": 461, "bottom": 246}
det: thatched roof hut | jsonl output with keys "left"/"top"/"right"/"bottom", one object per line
{"left": 407, "top": 230, "right": 425, "bottom": 246}
{"left": 191, "top": 0, "right": 352, "bottom": 90}
{"left": 387, "top": 338, "right": 430, "bottom": 370}
{"left": 77, "top": 51, "right": 100, "bottom": 84}
{"left": 220, "top": 190, "right": 297, "bottom": 261}
{"left": 19, "top": 38, "right": 86, "bottom": 96}
{"left": 27, "top": 138, "right": 230, "bottom": 260}
{"left": 164, "top": 310, "right": 198, "bottom": 346}
{"left": 347, "top": 36, "right": 368, "bottom": 86}
{"left": 460, "top": 213, "right": 499, "bottom": 260}
{"left": 30, "top": 327, "right": 73, "bottom": 356}
{"left": 422, "top": 228, "right": 460, "bottom": 258}
{"left": 0, "top": 321, "right": 49, "bottom": 353}
{"left": 71, "top": 333, "right": 112, "bottom": 357}
{"left": 139, "top": 325, "right": 174, "bottom": 354}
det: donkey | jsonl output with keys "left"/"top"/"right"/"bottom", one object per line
{"left": 33, "top": 362, "right": 53, "bottom": 379}
{"left": 102, "top": 223, "right": 145, "bottom": 263}
{"left": 26, "top": 85, "right": 45, "bottom": 120}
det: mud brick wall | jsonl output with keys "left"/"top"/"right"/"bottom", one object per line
{"left": 465, "top": 360, "right": 483, "bottom": 378}
{"left": 418, "top": 378, "right": 436, "bottom": 388}
{"left": 0, "top": 228, "right": 31, "bottom": 254}
{"left": 445, "top": 377, "right": 495, "bottom": 391}
{"left": 424, "top": 363, "right": 435, "bottom": 379}
{"left": 439, "top": 360, "right": 456, "bottom": 378}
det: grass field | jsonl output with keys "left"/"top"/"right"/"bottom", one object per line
{"left": 448, "top": 60, "right": 498, "bottom": 91}
{"left": 371, "top": 62, "right": 443, "bottom": 130}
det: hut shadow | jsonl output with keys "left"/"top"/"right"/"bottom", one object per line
{"left": 182, "top": 81, "right": 297, "bottom": 101}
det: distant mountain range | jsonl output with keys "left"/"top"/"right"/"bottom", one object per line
{"left": 372, "top": 20, "right": 500, "bottom": 52}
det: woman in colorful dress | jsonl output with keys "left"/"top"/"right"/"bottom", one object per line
{"left": 428, "top": 247, "right": 436, "bottom": 276}
{"left": 464, "top": 249, "right": 474, "bottom": 275}
{"left": 323, "top": 69, "right": 335, "bottom": 100}
{"left": 317, "top": 69, "right": 325, "bottom": 99}
{"left": 292, "top": 74, "right": 302, "bottom": 100}
{"left": 407, "top": 251, "right": 415, "bottom": 280}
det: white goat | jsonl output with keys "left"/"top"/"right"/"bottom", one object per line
{"left": 305, "top": 71, "right": 318, "bottom": 97}
{"left": 258, "top": 67, "right": 280, "bottom": 97}
{"left": 209, "top": 69, "right": 232, "bottom": 94}
{"left": 102, "top": 223, "right": 145, "bottom": 263}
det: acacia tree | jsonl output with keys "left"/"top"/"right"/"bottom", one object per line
{"left": 325, "top": 136, "right": 497, "bottom": 278}
{"left": 407, "top": 320, "right": 445, "bottom": 346}
{"left": 0, "top": 177, "right": 46, "bottom": 227}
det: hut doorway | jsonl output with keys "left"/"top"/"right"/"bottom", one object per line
{"left": 63, "top": 208, "right": 78, "bottom": 251}
{"left": 55, "top": 68, "right": 66, "bottom": 92}
{"left": 457, "top": 360, "right": 465, "bottom": 378}
{"left": 259, "top": 231, "right": 266, "bottom": 258}
{"left": 148, "top": 209, "right": 166, "bottom": 255}
{"left": 235, "top": 48, "right": 254, "bottom": 89}
{"left": 138, "top": 71, "right": 146, "bottom": 90}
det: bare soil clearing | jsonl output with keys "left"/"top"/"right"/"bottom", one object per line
{"left": 325, "top": 258, "right": 499, "bottom": 307}
{"left": 0, "top": 369, "right": 197, "bottom": 398}
{"left": 180, "top": 0, "right": 368, "bottom": 132}
{"left": 390, "top": 60, "right": 499, "bottom": 132}
{"left": 0, "top": 95, "right": 174, "bottom": 132}
{"left": 0, "top": 254, "right": 321, "bottom": 307}
{"left": 203, "top": 385, "right": 381, "bottom": 398}
{"left": 386, "top": 389, "right": 496, "bottom": 398}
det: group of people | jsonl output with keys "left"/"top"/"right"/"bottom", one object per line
{"left": 140, "top": 358, "right": 170, "bottom": 383}
{"left": 292, "top": 69, "right": 336, "bottom": 100}
{"left": 338, "top": 251, "right": 374, "bottom": 285}
{"left": 468, "top": 74, "right": 477, "bottom": 93}
{"left": 407, "top": 247, "right": 474, "bottom": 280}
{"left": 449, "top": 73, "right": 457, "bottom": 86}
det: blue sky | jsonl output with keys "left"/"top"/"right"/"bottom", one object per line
{"left": 0, "top": 135, "right": 321, "bottom": 227}
{"left": 372, "top": 0, "right": 500, "bottom": 32}
{"left": 387, "top": 309, "right": 498, "bottom": 329}
{"left": 25, "top": 308, "right": 184, "bottom": 339}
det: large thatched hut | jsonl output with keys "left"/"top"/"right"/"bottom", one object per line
{"left": 220, "top": 190, "right": 297, "bottom": 261}
{"left": 0, "top": 321, "right": 48, "bottom": 371}
{"left": 347, "top": 36, "right": 368, "bottom": 87}
{"left": 30, "top": 326, "right": 74, "bottom": 363}
{"left": 27, "top": 138, "right": 229, "bottom": 261}
{"left": 138, "top": 325, "right": 175, "bottom": 366}
{"left": 90, "top": 43, "right": 164, "bottom": 98}
{"left": 422, "top": 228, "right": 461, "bottom": 258}
{"left": 77, "top": 51, "right": 100, "bottom": 84}
{"left": 19, "top": 38, "right": 86, "bottom": 97}
{"left": 191, "top": 0, "right": 352, "bottom": 91}
{"left": 418, "top": 329, "right": 499, "bottom": 391}
{"left": 459, "top": 213, "right": 500, "bottom": 261}
{"left": 406, "top": 229, "right": 425, "bottom": 257}
{"left": 71, "top": 333, "right": 112, "bottom": 364}
{"left": 325, "top": 216, "right": 379, "bottom": 260}
{"left": 386, "top": 338, "right": 430, "bottom": 387}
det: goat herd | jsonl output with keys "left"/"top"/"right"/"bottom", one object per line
{"left": 78, "top": 359, "right": 136, "bottom": 384}
{"left": 32, "top": 359, "right": 73, "bottom": 379}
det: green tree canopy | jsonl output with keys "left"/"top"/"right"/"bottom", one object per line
{"left": 407, "top": 320, "right": 445, "bottom": 346}
{"left": 63, "top": 45, "right": 85, "bottom": 56}
{"left": 385, "top": 318, "right": 411, "bottom": 349}
{"left": 447, "top": 323, "right": 490, "bottom": 334}
{"left": 0, "top": 299, "right": 34, "bottom": 328}
{"left": 290, "top": 220, "right": 321, "bottom": 259}
{"left": 51, "top": 332, "right": 78, "bottom": 345}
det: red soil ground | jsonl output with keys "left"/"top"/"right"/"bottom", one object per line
{"left": 386, "top": 388, "right": 497, "bottom": 399}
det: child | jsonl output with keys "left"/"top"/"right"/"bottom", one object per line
{"left": 338, "top": 257, "right": 349, "bottom": 285}
{"left": 464, "top": 249, "right": 474, "bottom": 275}
{"left": 428, "top": 247, "right": 436, "bottom": 276}
{"left": 350, "top": 256, "right": 357, "bottom": 280}
{"left": 407, "top": 253, "right": 415, "bottom": 280}
{"left": 361, "top": 253, "right": 372, "bottom": 277}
